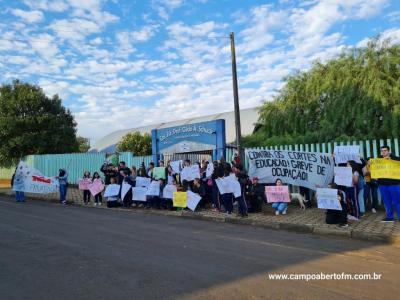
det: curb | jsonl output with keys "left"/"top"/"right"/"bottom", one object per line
{"left": 1, "top": 191, "right": 398, "bottom": 245}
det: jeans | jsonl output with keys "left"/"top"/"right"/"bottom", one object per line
{"left": 272, "top": 202, "right": 288, "bottom": 213}
{"left": 358, "top": 188, "right": 365, "bottom": 214}
{"left": 364, "top": 181, "right": 378, "bottom": 209}
{"left": 379, "top": 185, "right": 400, "bottom": 220}
{"left": 15, "top": 191, "right": 25, "bottom": 202}
{"left": 222, "top": 193, "right": 233, "bottom": 213}
{"left": 60, "top": 184, "right": 67, "bottom": 203}
{"left": 236, "top": 195, "right": 248, "bottom": 216}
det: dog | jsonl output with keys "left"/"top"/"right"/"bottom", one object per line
{"left": 290, "top": 193, "right": 306, "bottom": 210}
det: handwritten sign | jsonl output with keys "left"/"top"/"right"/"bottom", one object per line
{"left": 170, "top": 160, "right": 182, "bottom": 174}
{"left": 121, "top": 181, "right": 131, "bottom": 200}
{"left": 104, "top": 184, "right": 120, "bottom": 197}
{"left": 246, "top": 149, "right": 334, "bottom": 190}
{"left": 181, "top": 165, "right": 200, "bottom": 181}
{"left": 206, "top": 162, "right": 214, "bottom": 178}
{"left": 78, "top": 178, "right": 91, "bottom": 190}
{"left": 215, "top": 177, "right": 232, "bottom": 195}
{"left": 187, "top": 191, "right": 201, "bottom": 211}
{"left": 132, "top": 187, "right": 147, "bottom": 201}
{"left": 146, "top": 180, "right": 160, "bottom": 196}
{"left": 173, "top": 192, "right": 187, "bottom": 208}
{"left": 317, "top": 188, "right": 342, "bottom": 210}
{"left": 334, "top": 145, "right": 361, "bottom": 164}
{"left": 136, "top": 176, "right": 151, "bottom": 188}
{"left": 153, "top": 167, "right": 166, "bottom": 180}
{"left": 370, "top": 158, "right": 400, "bottom": 180}
{"left": 334, "top": 167, "right": 353, "bottom": 187}
{"left": 89, "top": 179, "right": 104, "bottom": 196}
{"left": 163, "top": 184, "right": 177, "bottom": 199}
{"left": 265, "top": 186, "right": 290, "bottom": 203}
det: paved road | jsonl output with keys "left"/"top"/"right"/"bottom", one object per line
{"left": 0, "top": 196, "right": 398, "bottom": 300}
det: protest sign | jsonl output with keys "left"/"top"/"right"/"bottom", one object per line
{"left": 215, "top": 177, "right": 232, "bottom": 194}
{"left": 334, "top": 167, "right": 353, "bottom": 187}
{"left": 12, "top": 161, "right": 59, "bottom": 194}
{"left": 121, "top": 181, "right": 131, "bottom": 200}
{"left": 132, "top": 187, "right": 147, "bottom": 201}
{"left": 206, "top": 162, "right": 214, "bottom": 178}
{"left": 187, "top": 191, "right": 201, "bottom": 211}
{"left": 181, "top": 165, "right": 200, "bottom": 181}
{"left": 146, "top": 180, "right": 160, "bottom": 196}
{"left": 170, "top": 160, "right": 182, "bottom": 174}
{"left": 317, "top": 188, "right": 341, "bottom": 210}
{"left": 153, "top": 167, "right": 166, "bottom": 180}
{"left": 265, "top": 186, "right": 290, "bottom": 203}
{"left": 173, "top": 192, "right": 187, "bottom": 208}
{"left": 104, "top": 184, "right": 120, "bottom": 197}
{"left": 333, "top": 145, "right": 361, "bottom": 164}
{"left": 78, "top": 179, "right": 91, "bottom": 190}
{"left": 246, "top": 149, "right": 334, "bottom": 190}
{"left": 163, "top": 184, "right": 177, "bottom": 199}
{"left": 89, "top": 179, "right": 104, "bottom": 196}
{"left": 136, "top": 176, "right": 151, "bottom": 188}
{"left": 370, "top": 158, "right": 400, "bottom": 180}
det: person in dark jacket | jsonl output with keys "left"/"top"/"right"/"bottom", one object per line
{"left": 210, "top": 161, "right": 224, "bottom": 211}
{"left": 121, "top": 170, "right": 135, "bottom": 208}
{"left": 192, "top": 178, "right": 206, "bottom": 208}
{"left": 118, "top": 161, "right": 131, "bottom": 184}
{"left": 325, "top": 183, "right": 348, "bottom": 227}
{"left": 246, "top": 177, "right": 265, "bottom": 213}
{"left": 100, "top": 162, "right": 118, "bottom": 185}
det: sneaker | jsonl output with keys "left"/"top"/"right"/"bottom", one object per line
{"left": 132, "top": 203, "right": 137, "bottom": 207}
{"left": 62, "top": 201, "right": 67, "bottom": 205}
{"left": 94, "top": 203, "right": 97, "bottom": 206}
{"left": 99, "top": 203, "right": 102, "bottom": 206}
{"left": 339, "top": 224, "right": 349, "bottom": 228}
{"left": 371, "top": 208, "right": 377, "bottom": 214}
{"left": 275, "top": 210, "right": 280, "bottom": 216}
{"left": 282, "top": 209, "right": 287, "bottom": 215}
{"left": 381, "top": 218, "right": 394, "bottom": 223}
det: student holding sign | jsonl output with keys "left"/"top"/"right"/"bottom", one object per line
{"left": 373, "top": 145, "right": 400, "bottom": 222}
{"left": 80, "top": 171, "right": 92, "bottom": 205}
{"left": 324, "top": 184, "right": 348, "bottom": 227}
{"left": 271, "top": 179, "right": 289, "bottom": 215}
{"left": 91, "top": 172, "right": 104, "bottom": 205}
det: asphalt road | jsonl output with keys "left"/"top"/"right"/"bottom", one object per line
{"left": 0, "top": 196, "right": 399, "bottom": 300}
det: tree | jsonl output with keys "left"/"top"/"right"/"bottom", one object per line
{"left": 77, "top": 136, "right": 91, "bottom": 153}
{"left": 243, "top": 37, "right": 400, "bottom": 147}
{"left": 117, "top": 131, "right": 152, "bottom": 155}
{"left": 0, "top": 80, "right": 79, "bottom": 167}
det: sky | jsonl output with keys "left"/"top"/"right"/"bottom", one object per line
{"left": 0, "top": 0, "right": 399, "bottom": 145}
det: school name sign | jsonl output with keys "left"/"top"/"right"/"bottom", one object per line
{"left": 246, "top": 149, "right": 334, "bottom": 190}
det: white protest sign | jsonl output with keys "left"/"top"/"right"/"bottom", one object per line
{"left": 181, "top": 165, "right": 200, "bottom": 181}
{"left": 334, "top": 145, "right": 361, "bottom": 164}
{"left": 187, "top": 191, "right": 202, "bottom": 211}
{"left": 104, "top": 184, "right": 120, "bottom": 197}
{"left": 215, "top": 177, "right": 232, "bottom": 195}
{"left": 246, "top": 149, "right": 334, "bottom": 190}
{"left": 146, "top": 180, "right": 160, "bottom": 196}
{"left": 334, "top": 167, "right": 353, "bottom": 187}
{"left": 225, "top": 174, "right": 241, "bottom": 198}
{"left": 163, "top": 184, "right": 177, "bottom": 199}
{"left": 206, "top": 162, "right": 214, "bottom": 178}
{"left": 12, "top": 161, "right": 59, "bottom": 193}
{"left": 132, "top": 187, "right": 147, "bottom": 201}
{"left": 136, "top": 176, "right": 151, "bottom": 188}
{"left": 121, "top": 181, "right": 131, "bottom": 200}
{"left": 170, "top": 160, "right": 182, "bottom": 174}
{"left": 317, "top": 188, "right": 342, "bottom": 210}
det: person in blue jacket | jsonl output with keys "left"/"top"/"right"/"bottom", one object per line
{"left": 57, "top": 168, "right": 68, "bottom": 204}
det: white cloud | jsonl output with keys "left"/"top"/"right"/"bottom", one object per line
{"left": 11, "top": 9, "right": 44, "bottom": 23}
{"left": 22, "top": 0, "right": 69, "bottom": 12}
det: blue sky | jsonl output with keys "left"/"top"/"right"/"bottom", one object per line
{"left": 0, "top": 0, "right": 399, "bottom": 144}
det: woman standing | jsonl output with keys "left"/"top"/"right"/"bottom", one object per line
{"left": 57, "top": 168, "right": 68, "bottom": 205}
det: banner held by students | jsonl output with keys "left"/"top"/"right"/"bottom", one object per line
{"left": 246, "top": 149, "right": 334, "bottom": 190}
{"left": 317, "top": 188, "right": 341, "bottom": 210}
{"left": 334, "top": 167, "right": 353, "bottom": 187}
{"left": 333, "top": 145, "right": 361, "bottom": 164}
{"left": 265, "top": 186, "right": 290, "bottom": 203}
{"left": 370, "top": 158, "right": 400, "bottom": 180}
{"left": 12, "top": 161, "right": 59, "bottom": 194}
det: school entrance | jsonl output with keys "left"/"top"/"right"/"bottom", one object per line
{"left": 151, "top": 120, "right": 226, "bottom": 165}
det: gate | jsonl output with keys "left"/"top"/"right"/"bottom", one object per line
{"left": 163, "top": 150, "right": 212, "bottom": 163}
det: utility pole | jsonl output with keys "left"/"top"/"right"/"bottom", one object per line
{"left": 230, "top": 32, "right": 242, "bottom": 159}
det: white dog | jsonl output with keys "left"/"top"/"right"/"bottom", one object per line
{"left": 290, "top": 193, "right": 306, "bottom": 210}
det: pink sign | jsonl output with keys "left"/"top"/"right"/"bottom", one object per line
{"left": 89, "top": 179, "right": 104, "bottom": 196}
{"left": 265, "top": 186, "right": 290, "bottom": 203}
{"left": 79, "top": 179, "right": 91, "bottom": 190}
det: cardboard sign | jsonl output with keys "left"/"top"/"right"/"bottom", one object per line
{"left": 136, "top": 176, "right": 151, "bottom": 188}
{"left": 79, "top": 178, "right": 92, "bottom": 190}
{"left": 104, "top": 184, "right": 120, "bottom": 197}
{"left": 146, "top": 180, "right": 160, "bottom": 196}
{"left": 173, "top": 192, "right": 187, "bottom": 208}
{"left": 163, "top": 184, "right": 177, "bottom": 199}
{"left": 206, "top": 162, "right": 214, "bottom": 178}
{"left": 181, "top": 165, "right": 200, "bottom": 182}
{"left": 132, "top": 187, "right": 147, "bottom": 201}
{"left": 121, "top": 181, "right": 132, "bottom": 200}
{"left": 370, "top": 158, "right": 400, "bottom": 180}
{"left": 187, "top": 191, "right": 201, "bottom": 211}
{"left": 153, "top": 167, "right": 166, "bottom": 180}
{"left": 334, "top": 145, "right": 361, "bottom": 164}
{"left": 265, "top": 186, "right": 290, "bottom": 203}
{"left": 334, "top": 167, "right": 353, "bottom": 187}
{"left": 89, "top": 179, "right": 104, "bottom": 196}
{"left": 170, "top": 160, "right": 182, "bottom": 174}
{"left": 317, "top": 188, "right": 342, "bottom": 210}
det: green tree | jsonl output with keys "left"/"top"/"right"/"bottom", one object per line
{"left": 117, "top": 131, "right": 152, "bottom": 155}
{"left": 243, "top": 37, "right": 400, "bottom": 147}
{"left": 0, "top": 80, "right": 79, "bottom": 167}
{"left": 77, "top": 136, "right": 91, "bottom": 153}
